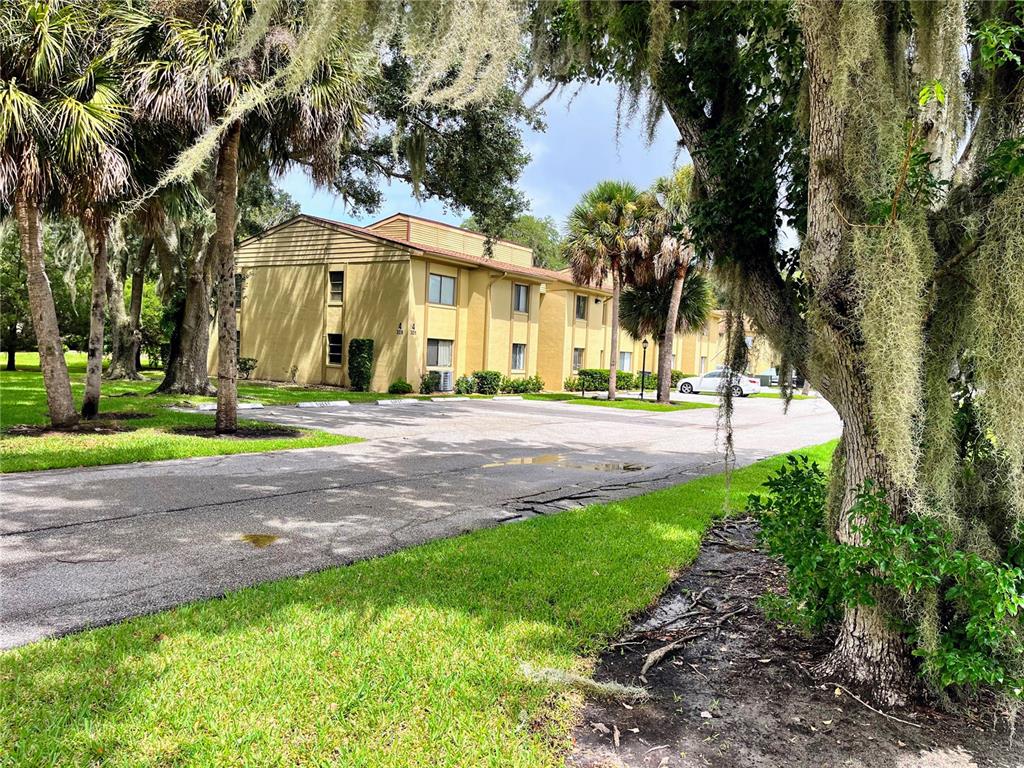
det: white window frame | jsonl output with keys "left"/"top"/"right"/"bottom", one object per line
{"left": 427, "top": 338, "right": 453, "bottom": 367}
{"left": 513, "top": 283, "right": 529, "bottom": 314}
{"left": 328, "top": 270, "right": 344, "bottom": 304}
{"left": 428, "top": 273, "right": 456, "bottom": 306}
{"left": 511, "top": 343, "right": 526, "bottom": 372}
{"left": 619, "top": 351, "right": 632, "bottom": 372}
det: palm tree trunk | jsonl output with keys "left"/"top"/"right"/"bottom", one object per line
{"left": 658, "top": 260, "right": 689, "bottom": 403}
{"left": 15, "top": 185, "right": 77, "bottom": 428}
{"left": 81, "top": 216, "right": 110, "bottom": 419}
{"left": 214, "top": 121, "right": 242, "bottom": 434}
{"left": 128, "top": 238, "right": 151, "bottom": 369}
{"left": 608, "top": 265, "right": 620, "bottom": 400}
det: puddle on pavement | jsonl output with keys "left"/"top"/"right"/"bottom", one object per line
{"left": 240, "top": 533, "right": 279, "bottom": 549}
{"left": 483, "top": 454, "right": 647, "bottom": 472}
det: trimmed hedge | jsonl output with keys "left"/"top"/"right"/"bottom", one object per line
{"left": 499, "top": 375, "right": 544, "bottom": 394}
{"left": 347, "top": 338, "right": 374, "bottom": 391}
{"left": 473, "top": 370, "right": 503, "bottom": 395}
{"left": 388, "top": 378, "right": 413, "bottom": 394}
{"left": 455, "top": 375, "right": 475, "bottom": 394}
{"left": 576, "top": 368, "right": 684, "bottom": 392}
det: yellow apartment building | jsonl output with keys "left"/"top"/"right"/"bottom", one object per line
{"left": 211, "top": 213, "right": 774, "bottom": 392}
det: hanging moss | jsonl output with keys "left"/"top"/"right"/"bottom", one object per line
{"left": 972, "top": 177, "right": 1024, "bottom": 530}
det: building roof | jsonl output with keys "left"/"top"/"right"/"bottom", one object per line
{"left": 371, "top": 212, "right": 534, "bottom": 255}
{"left": 258, "top": 213, "right": 604, "bottom": 290}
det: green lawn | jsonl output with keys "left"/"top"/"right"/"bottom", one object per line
{"left": 0, "top": 441, "right": 836, "bottom": 767}
{"left": 0, "top": 353, "right": 362, "bottom": 473}
{"left": 524, "top": 392, "right": 714, "bottom": 412}
{"left": 751, "top": 391, "right": 816, "bottom": 400}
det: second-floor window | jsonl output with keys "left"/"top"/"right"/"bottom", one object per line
{"left": 575, "top": 294, "right": 588, "bottom": 321}
{"left": 427, "top": 338, "right": 453, "bottom": 367}
{"left": 329, "top": 271, "right": 344, "bottom": 303}
{"left": 428, "top": 273, "right": 456, "bottom": 305}
{"left": 513, "top": 283, "right": 529, "bottom": 313}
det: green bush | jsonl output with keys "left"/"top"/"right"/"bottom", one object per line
{"left": 578, "top": 369, "right": 608, "bottom": 391}
{"left": 347, "top": 338, "right": 374, "bottom": 391}
{"left": 388, "top": 378, "right": 413, "bottom": 395}
{"left": 420, "top": 371, "right": 442, "bottom": 394}
{"left": 499, "top": 375, "right": 544, "bottom": 394}
{"left": 563, "top": 376, "right": 580, "bottom": 392}
{"left": 473, "top": 370, "right": 503, "bottom": 395}
{"left": 454, "top": 375, "right": 475, "bottom": 394}
{"left": 748, "top": 457, "right": 1024, "bottom": 696}
{"left": 237, "top": 357, "right": 258, "bottom": 380}
{"left": 670, "top": 370, "right": 687, "bottom": 386}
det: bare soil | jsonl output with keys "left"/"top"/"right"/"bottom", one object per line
{"left": 169, "top": 425, "right": 301, "bottom": 439}
{"left": 569, "top": 519, "right": 1019, "bottom": 768}
{"left": 3, "top": 413, "right": 152, "bottom": 437}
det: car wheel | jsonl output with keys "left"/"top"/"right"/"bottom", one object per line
{"left": 680, "top": 382, "right": 693, "bottom": 394}
{"left": 730, "top": 385, "right": 743, "bottom": 398}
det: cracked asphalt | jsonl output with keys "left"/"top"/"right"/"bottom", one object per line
{"left": 0, "top": 396, "right": 840, "bottom": 648}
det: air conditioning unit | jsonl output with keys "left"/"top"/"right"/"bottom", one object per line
{"left": 440, "top": 371, "right": 454, "bottom": 391}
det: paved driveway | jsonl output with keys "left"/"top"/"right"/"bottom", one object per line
{"left": 0, "top": 396, "right": 840, "bottom": 648}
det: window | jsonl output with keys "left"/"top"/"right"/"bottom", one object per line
{"left": 572, "top": 347, "right": 585, "bottom": 372}
{"left": 575, "top": 294, "right": 588, "bottom": 321}
{"left": 234, "top": 274, "right": 243, "bottom": 306}
{"left": 428, "top": 273, "right": 456, "bottom": 305}
{"left": 427, "top": 338, "right": 453, "bottom": 367}
{"left": 511, "top": 343, "right": 526, "bottom": 371}
{"left": 327, "top": 333, "right": 343, "bottom": 365}
{"left": 513, "top": 283, "right": 529, "bottom": 313}
{"left": 619, "top": 351, "right": 632, "bottom": 372}
{"left": 699, "top": 356, "right": 708, "bottom": 374}
{"left": 328, "top": 271, "right": 344, "bottom": 303}
{"left": 235, "top": 330, "right": 240, "bottom": 358}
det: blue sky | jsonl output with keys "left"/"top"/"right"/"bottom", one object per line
{"left": 279, "top": 82, "right": 688, "bottom": 234}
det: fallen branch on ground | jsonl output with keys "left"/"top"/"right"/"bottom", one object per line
{"left": 831, "top": 683, "right": 923, "bottom": 729}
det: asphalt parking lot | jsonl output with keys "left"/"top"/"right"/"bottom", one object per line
{"left": 0, "top": 395, "right": 840, "bottom": 648}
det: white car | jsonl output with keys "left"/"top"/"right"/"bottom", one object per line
{"left": 678, "top": 369, "right": 762, "bottom": 397}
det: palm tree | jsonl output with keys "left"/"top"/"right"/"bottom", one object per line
{"left": 0, "top": 0, "right": 128, "bottom": 427}
{"left": 117, "top": 2, "right": 371, "bottom": 432}
{"left": 620, "top": 269, "right": 712, "bottom": 396}
{"left": 563, "top": 180, "right": 646, "bottom": 400}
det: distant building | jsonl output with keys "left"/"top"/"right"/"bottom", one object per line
{"left": 210, "top": 213, "right": 774, "bottom": 391}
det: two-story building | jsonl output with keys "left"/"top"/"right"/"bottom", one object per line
{"left": 211, "top": 212, "right": 773, "bottom": 392}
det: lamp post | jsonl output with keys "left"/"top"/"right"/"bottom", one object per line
{"left": 640, "top": 339, "right": 649, "bottom": 400}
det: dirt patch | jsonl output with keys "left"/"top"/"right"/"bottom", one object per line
{"left": 169, "top": 425, "right": 301, "bottom": 439}
{"left": 568, "top": 519, "right": 1018, "bottom": 768}
{"left": 4, "top": 421, "right": 138, "bottom": 438}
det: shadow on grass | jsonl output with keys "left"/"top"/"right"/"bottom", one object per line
{"left": 1, "top": 444, "right": 836, "bottom": 766}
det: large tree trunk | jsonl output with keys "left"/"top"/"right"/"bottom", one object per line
{"left": 801, "top": 2, "right": 913, "bottom": 706}
{"left": 81, "top": 215, "right": 110, "bottom": 419}
{"left": 214, "top": 122, "right": 242, "bottom": 434}
{"left": 15, "top": 186, "right": 77, "bottom": 428}
{"left": 105, "top": 239, "right": 151, "bottom": 380}
{"left": 658, "top": 260, "right": 689, "bottom": 403}
{"left": 155, "top": 254, "right": 214, "bottom": 395}
{"left": 607, "top": 263, "right": 620, "bottom": 400}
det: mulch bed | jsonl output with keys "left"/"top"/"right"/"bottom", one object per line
{"left": 568, "top": 519, "right": 1018, "bottom": 768}
{"left": 169, "top": 425, "right": 301, "bottom": 439}
{"left": 3, "top": 413, "right": 153, "bottom": 438}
